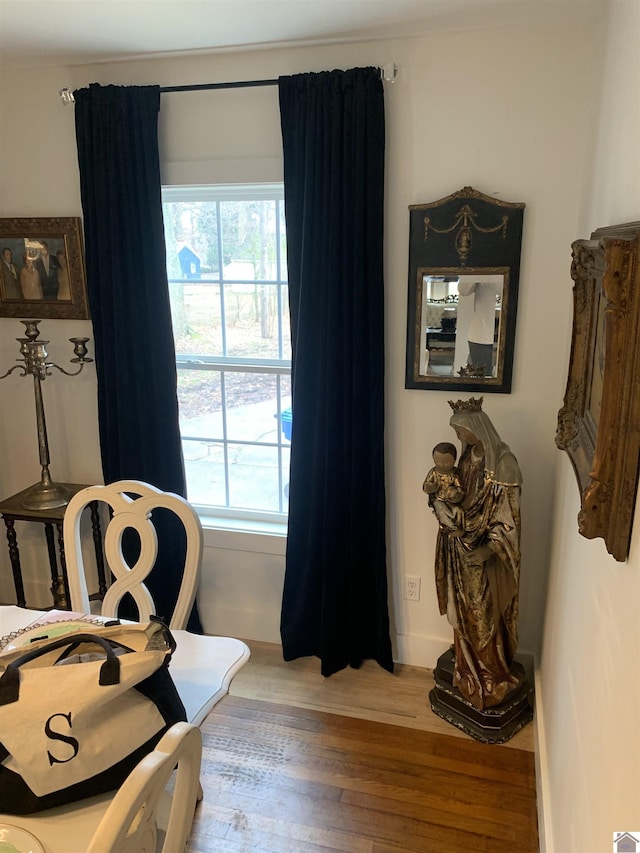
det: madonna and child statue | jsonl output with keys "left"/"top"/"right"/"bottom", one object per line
{"left": 424, "top": 397, "right": 533, "bottom": 743}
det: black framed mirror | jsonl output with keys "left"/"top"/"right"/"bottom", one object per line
{"left": 405, "top": 187, "right": 525, "bottom": 393}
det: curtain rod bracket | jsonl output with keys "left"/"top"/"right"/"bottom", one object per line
{"left": 59, "top": 87, "right": 75, "bottom": 104}
{"left": 380, "top": 63, "right": 397, "bottom": 83}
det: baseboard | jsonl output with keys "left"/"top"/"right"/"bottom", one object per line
{"left": 393, "top": 631, "right": 450, "bottom": 668}
{"left": 534, "top": 660, "right": 553, "bottom": 853}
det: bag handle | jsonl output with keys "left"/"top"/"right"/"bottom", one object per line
{"left": 0, "top": 633, "right": 121, "bottom": 706}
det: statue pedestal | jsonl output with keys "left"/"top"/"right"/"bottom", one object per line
{"left": 429, "top": 648, "right": 534, "bottom": 744}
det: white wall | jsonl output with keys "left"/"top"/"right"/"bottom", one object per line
{"left": 0, "top": 64, "right": 102, "bottom": 604}
{"left": 0, "top": 20, "right": 601, "bottom": 665}
{"left": 537, "top": 3, "right": 640, "bottom": 851}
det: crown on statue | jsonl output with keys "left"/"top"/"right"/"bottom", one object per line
{"left": 448, "top": 396, "right": 484, "bottom": 413}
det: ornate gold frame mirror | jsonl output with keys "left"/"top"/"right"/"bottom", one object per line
{"left": 405, "top": 187, "right": 525, "bottom": 393}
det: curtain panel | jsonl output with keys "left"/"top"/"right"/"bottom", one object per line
{"left": 74, "top": 83, "right": 201, "bottom": 631}
{"left": 279, "top": 67, "right": 393, "bottom": 676}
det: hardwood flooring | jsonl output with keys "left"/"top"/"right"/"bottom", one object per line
{"left": 226, "top": 641, "right": 533, "bottom": 751}
{"left": 188, "top": 642, "right": 538, "bottom": 852}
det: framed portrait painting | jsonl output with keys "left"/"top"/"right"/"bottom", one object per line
{"left": 556, "top": 221, "right": 640, "bottom": 561}
{"left": 0, "top": 217, "right": 89, "bottom": 320}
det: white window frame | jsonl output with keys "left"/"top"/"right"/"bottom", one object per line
{"left": 163, "top": 183, "right": 291, "bottom": 532}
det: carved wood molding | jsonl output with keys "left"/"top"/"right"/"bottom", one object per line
{"left": 556, "top": 221, "right": 640, "bottom": 561}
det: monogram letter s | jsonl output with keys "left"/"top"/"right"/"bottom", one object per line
{"left": 45, "top": 712, "right": 79, "bottom": 765}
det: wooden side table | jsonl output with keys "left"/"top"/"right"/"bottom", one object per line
{"left": 0, "top": 482, "right": 106, "bottom": 610}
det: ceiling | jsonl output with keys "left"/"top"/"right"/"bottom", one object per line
{"left": 0, "top": 0, "right": 600, "bottom": 67}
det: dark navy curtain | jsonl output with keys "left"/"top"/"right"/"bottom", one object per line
{"left": 279, "top": 67, "right": 393, "bottom": 676}
{"left": 74, "top": 83, "right": 201, "bottom": 631}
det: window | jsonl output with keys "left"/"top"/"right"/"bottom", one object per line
{"left": 162, "top": 184, "right": 291, "bottom": 522}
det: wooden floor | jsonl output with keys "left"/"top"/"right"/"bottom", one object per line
{"left": 188, "top": 642, "right": 538, "bottom": 852}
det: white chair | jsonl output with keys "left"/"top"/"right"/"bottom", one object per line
{"left": 64, "top": 480, "right": 202, "bottom": 631}
{"left": 63, "top": 480, "right": 250, "bottom": 725}
{"left": 87, "top": 722, "right": 202, "bottom": 853}
{"left": 5, "top": 722, "right": 202, "bottom": 853}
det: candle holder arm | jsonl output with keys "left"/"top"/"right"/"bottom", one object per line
{"left": 0, "top": 365, "right": 27, "bottom": 381}
{"left": 49, "top": 363, "right": 90, "bottom": 377}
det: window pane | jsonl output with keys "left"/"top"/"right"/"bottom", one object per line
{"left": 171, "top": 281, "right": 223, "bottom": 357}
{"left": 228, "top": 444, "right": 283, "bottom": 512}
{"left": 281, "top": 446, "right": 291, "bottom": 510}
{"left": 164, "top": 200, "right": 221, "bottom": 278}
{"left": 182, "top": 439, "right": 227, "bottom": 507}
{"left": 177, "top": 369, "right": 224, "bottom": 441}
{"left": 222, "top": 283, "right": 290, "bottom": 359}
{"left": 280, "top": 283, "right": 291, "bottom": 361}
{"left": 220, "top": 199, "right": 279, "bottom": 281}
{"left": 223, "top": 373, "right": 291, "bottom": 442}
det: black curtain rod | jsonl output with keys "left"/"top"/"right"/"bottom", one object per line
{"left": 159, "top": 66, "right": 396, "bottom": 94}
{"left": 58, "top": 66, "right": 396, "bottom": 104}
{"left": 160, "top": 78, "right": 278, "bottom": 93}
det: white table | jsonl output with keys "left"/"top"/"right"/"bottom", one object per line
{"left": 0, "top": 605, "right": 250, "bottom": 851}
{"left": 0, "top": 606, "right": 250, "bottom": 724}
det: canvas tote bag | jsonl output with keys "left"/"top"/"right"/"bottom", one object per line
{"left": 0, "top": 618, "right": 186, "bottom": 814}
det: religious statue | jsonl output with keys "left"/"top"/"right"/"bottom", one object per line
{"left": 426, "top": 397, "right": 523, "bottom": 711}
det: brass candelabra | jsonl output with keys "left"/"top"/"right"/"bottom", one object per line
{"left": 0, "top": 319, "right": 93, "bottom": 510}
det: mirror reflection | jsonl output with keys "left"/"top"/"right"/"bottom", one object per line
{"left": 406, "top": 188, "right": 524, "bottom": 393}
{"left": 419, "top": 272, "right": 506, "bottom": 380}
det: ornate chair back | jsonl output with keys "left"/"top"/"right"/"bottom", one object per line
{"left": 63, "top": 480, "right": 203, "bottom": 630}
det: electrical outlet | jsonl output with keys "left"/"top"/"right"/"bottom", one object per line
{"left": 404, "top": 575, "right": 421, "bottom": 601}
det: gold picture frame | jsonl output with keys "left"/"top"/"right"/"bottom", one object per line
{"left": 0, "top": 217, "right": 89, "bottom": 319}
{"left": 556, "top": 221, "right": 640, "bottom": 561}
